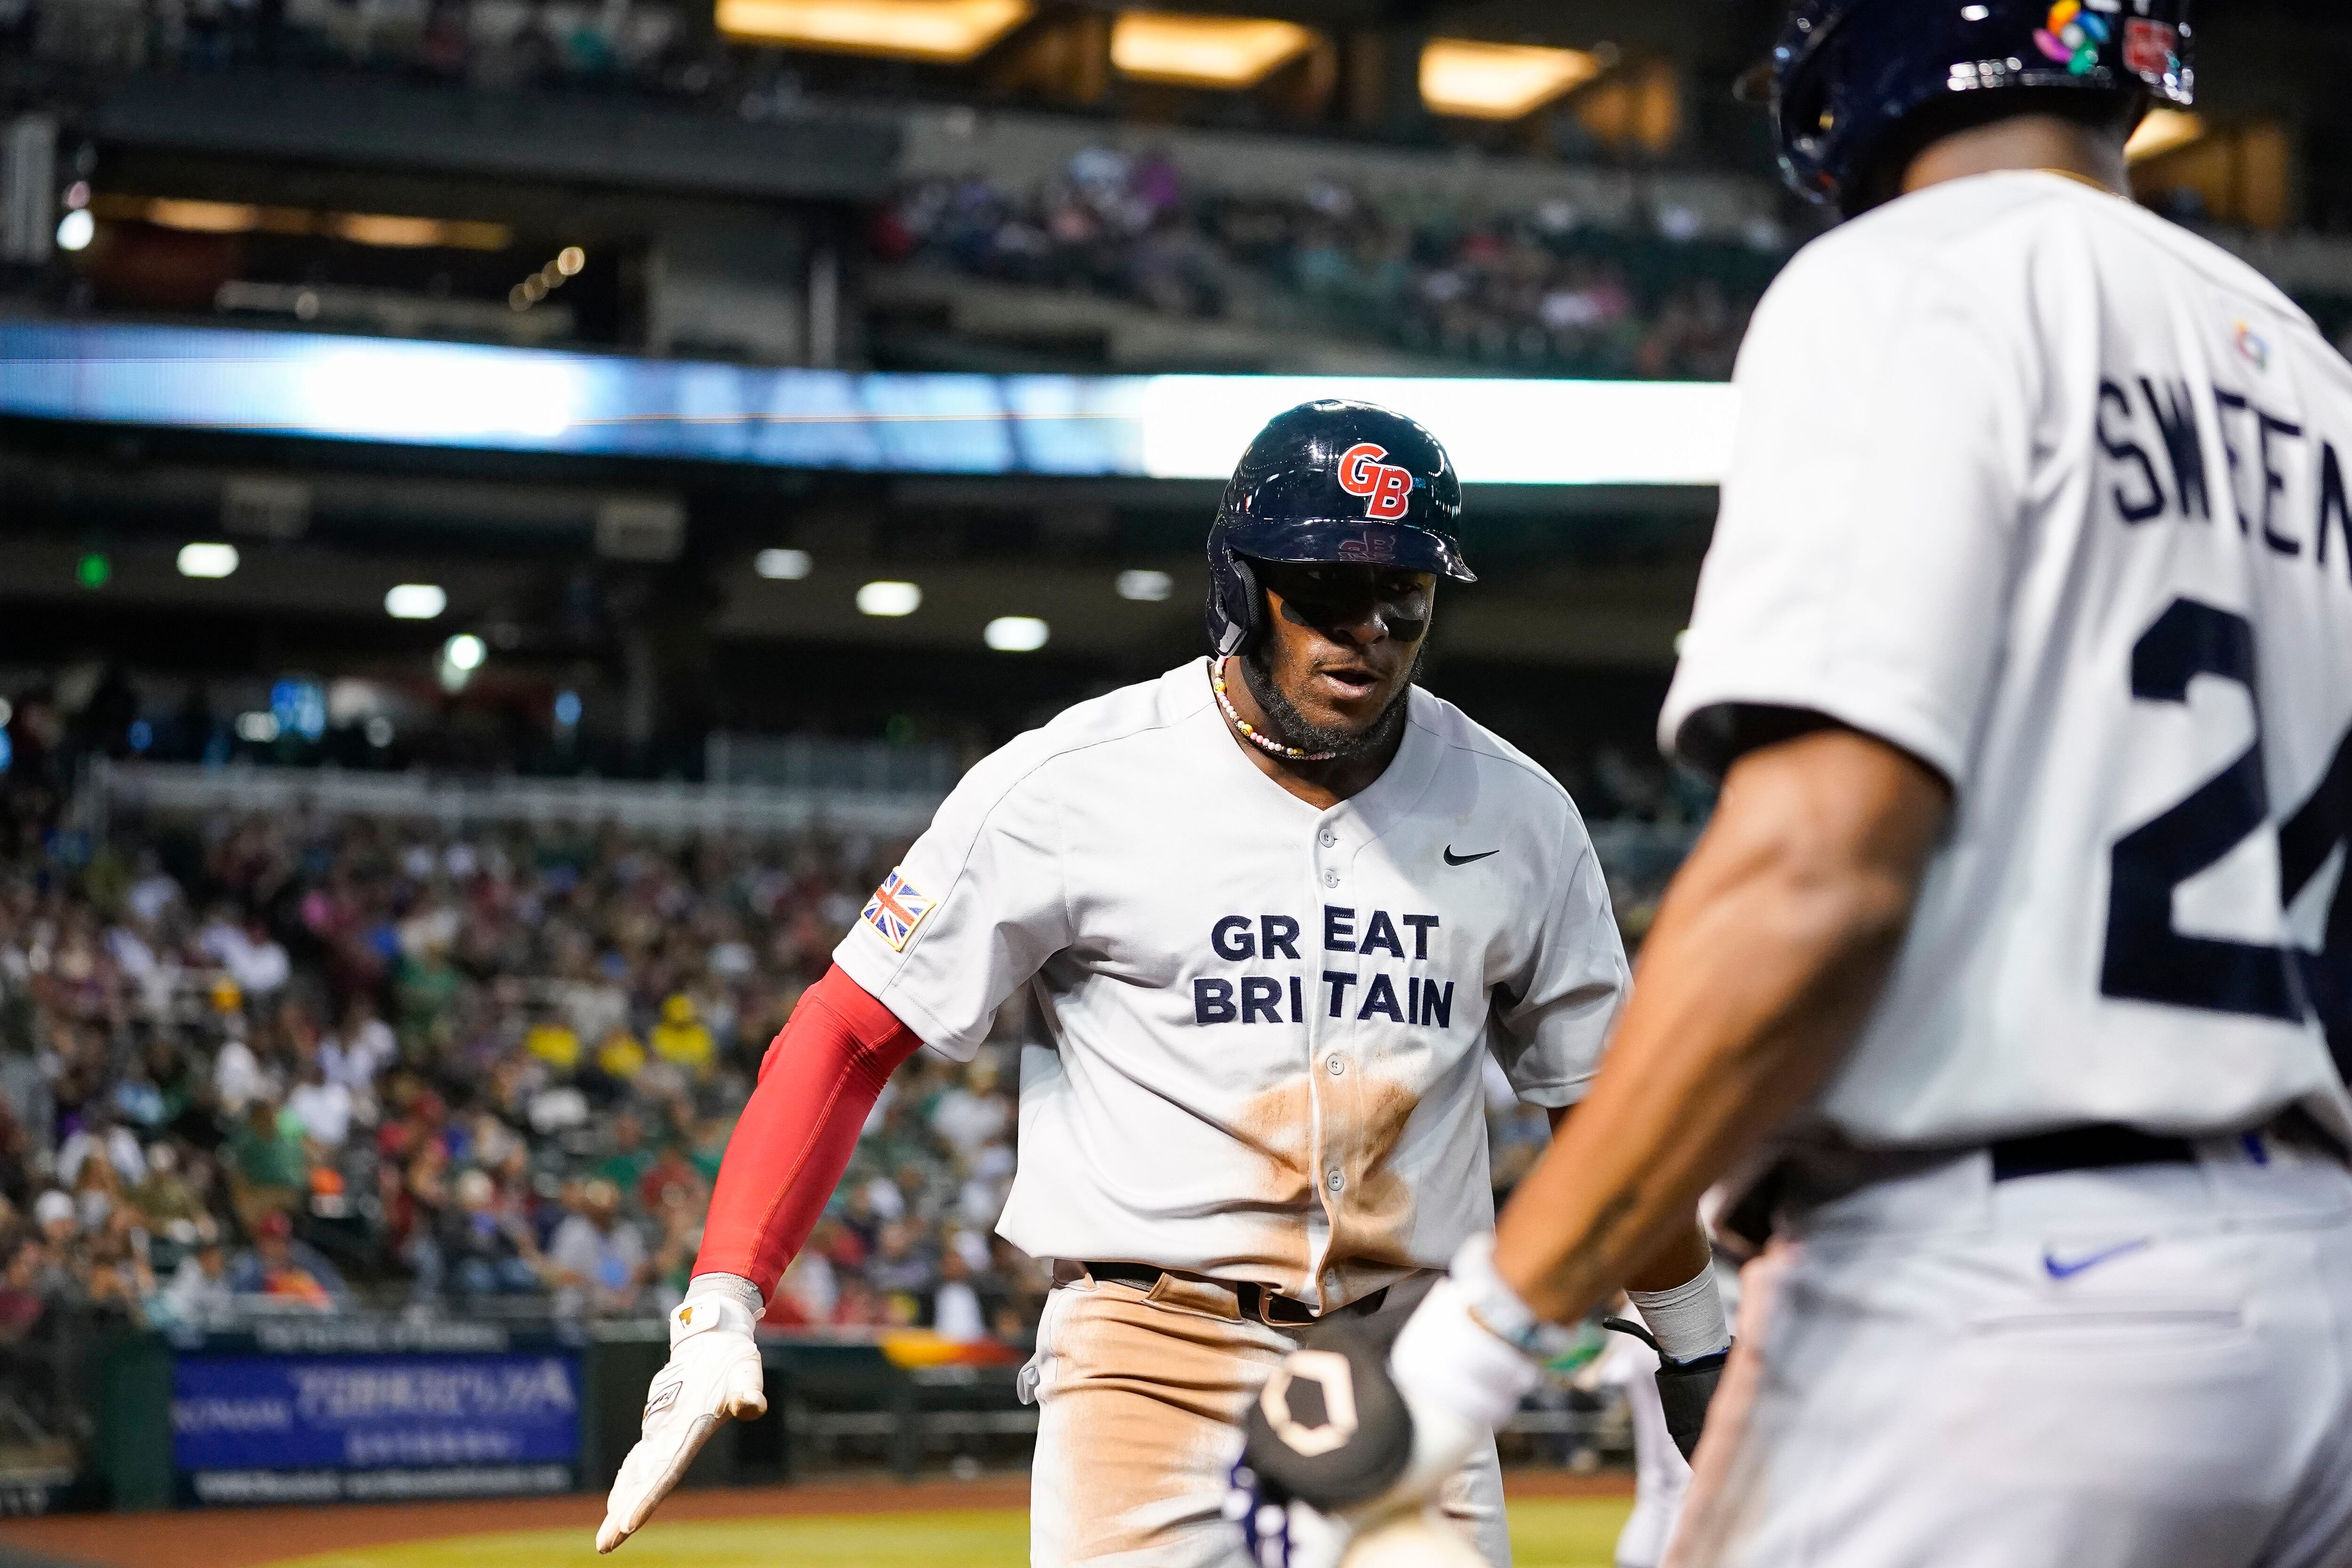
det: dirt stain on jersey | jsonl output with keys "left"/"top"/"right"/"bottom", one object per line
{"left": 1321, "top": 1075, "right": 1423, "bottom": 1301}
{"left": 1222, "top": 1076, "right": 1318, "bottom": 1295}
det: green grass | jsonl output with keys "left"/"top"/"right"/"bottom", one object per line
{"left": 269, "top": 1497, "right": 1632, "bottom": 1568}
{"left": 1508, "top": 1499, "right": 1636, "bottom": 1568}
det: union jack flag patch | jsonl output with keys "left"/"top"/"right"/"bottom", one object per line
{"left": 860, "top": 868, "right": 934, "bottom": 952}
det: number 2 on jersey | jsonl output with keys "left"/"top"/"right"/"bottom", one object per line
{"left": 2100, "top": 597, "right": 2352, "bottom": 1049}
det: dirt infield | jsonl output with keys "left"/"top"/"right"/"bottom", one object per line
{"left": 0, "top": 1472, "right": 1631, "bottom": 1568}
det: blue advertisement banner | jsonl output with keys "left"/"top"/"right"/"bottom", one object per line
{"left": 172, "top": 1352, "right": 583, "bottom": 1474}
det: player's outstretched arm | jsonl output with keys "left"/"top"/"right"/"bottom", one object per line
{"left": 1491, "top": 725, "right": 1947, "bottom": 1323}
{"left": 596, "top": 965, "right": 924, "bottom": 1553}
{"left": 1235, "top": 727, "right": 1946, "bottom": 1553}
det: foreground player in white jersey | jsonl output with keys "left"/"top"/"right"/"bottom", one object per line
{"left": 594, "top": 400, "right": 1724, "bottom": 1566}
{"left": 1241, "top": 4, "right": 2352, "bottom": 1566}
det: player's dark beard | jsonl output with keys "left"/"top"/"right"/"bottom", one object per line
{"left": 1240, "top": 644, "right": 1424, "bottom": 762}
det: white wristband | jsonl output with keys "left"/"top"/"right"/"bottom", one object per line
{"left": 1390, "top": 1274, "right": 1542, "bottom": 1433}
{"left": 1444, "top": 1233, "right": 1581, "bottom": 1361}
{"left": 674, "top": 1272, "right": 764, "bottom": 1346}
{"left": 1628, "top": 1264, "right": 1730, "bottom": 1362}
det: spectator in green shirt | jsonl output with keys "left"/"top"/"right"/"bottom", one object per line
{"left": 226, "top": 1098, "right": 307, "bottom": 1229}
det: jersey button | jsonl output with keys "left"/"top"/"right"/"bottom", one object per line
{"left": 1326, "top": 1170, "right": 1346, "bottom": 1193}
{"left": 1325, "top": 1056, "right": 1345, "bottom": 1076}
{"left": 1322, "top": 868, "right": 1340, "bottom": 888}
{"left": 1318, "top": 828, "right": 1337, "bottom": 848}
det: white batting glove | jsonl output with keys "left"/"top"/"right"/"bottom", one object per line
{"left": 1237, "top": 1238, "right": 1541, "bottom": 1563}
{"left": 596, "top": 1274, "right": 768, "bottom": 1553}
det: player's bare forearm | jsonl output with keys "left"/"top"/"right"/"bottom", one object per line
{"left": 1494, "top": 728, "right": 1950, "bottom": 1322}
{"left": 1545, "top": 1102, "right": 1711, "bottom": 1291}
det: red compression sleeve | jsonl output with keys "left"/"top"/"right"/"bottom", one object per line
{"left": 694, "top": 963, "right": 924, "bottom": 1293}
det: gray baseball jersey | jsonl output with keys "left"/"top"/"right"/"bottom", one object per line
{"left": 835, "top": 658, "right": 1629, "bottom": 1309}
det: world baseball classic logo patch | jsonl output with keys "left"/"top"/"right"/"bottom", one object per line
{"left": 861, "top": 868, "right": 935, "bottom": 951}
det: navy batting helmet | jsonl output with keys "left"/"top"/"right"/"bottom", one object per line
{"left": 1205, "top": 400, "right": 1473, "bottom": 658}
{"left": 1760, "top": 0, "right": 2193, "bottom": 214}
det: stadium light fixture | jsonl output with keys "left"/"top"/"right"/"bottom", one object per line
{"left": 755, "top": 548, "right": 814, "bottom": 580}
{"left": 103, "top": 193, "right": 510, "bottom": 250}
{"left": 984, "top": 615, "right": 1050, "bottom": 651}
{"left": 143, "top": 198, "right": 262, "bottom": 233}
{"left": 176, "top": 542, "right": 240, "bottom": 579}
{"left": 858, "top": 580, "right": 923, "bottom": 617}
{"left": 443, "top": 633, "right": 487, "bottom": 672}
{"left": 55, "top": 209, "right": 94, "bottom": 252}
{"left": 385, "top": 583, "right": 448, "bottom": 620}
{"left": 332, "top": 213, "right": 449, "bottom": 248}
{"left": 715, "top": 0, "right": 1033, "bottom": 62}
{"left": 1116, "top": 569, "right": 1173, "bottom": 602}
{"left": 1110, "top": 11, "right": 1318, "bottom": 89}
{"left": 2126, "top": 109, "right": 2206, "bottom": 165}
{"left": 1420, "top": 38, "right": 1605, "bottom": 120}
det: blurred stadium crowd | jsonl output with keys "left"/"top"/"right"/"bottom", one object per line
{"left": 0, "top": 790, "right": 1597, "bottom": 1350}
{"left": 0, "top": 803, "right": 1058, "bottom": 1345}
{"left": 877, "top": 154, "right": 1773, "bottom": 378}
{"left": 2, "top": 0, "right": 708, "bottom": 98}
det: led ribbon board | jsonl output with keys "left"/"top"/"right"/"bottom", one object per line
{"left": 0, "top": 323, "right": 1737, "bottom": 486}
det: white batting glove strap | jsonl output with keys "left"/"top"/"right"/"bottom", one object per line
{"left": 668, "top": 1272, "right": 764, "bottom": 1347}
{"left": 596, "top": 1275, "right": 768, "bottom": 1554}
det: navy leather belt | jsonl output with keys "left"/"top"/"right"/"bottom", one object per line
{"left": 1986, "top": 1123, "right": 2195, "bottom": 1181}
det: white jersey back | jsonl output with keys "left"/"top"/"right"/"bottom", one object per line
{"left": 835, "top": 661, "right": 1628, "bottom": 1307}
{"left": 1661, "top": 171, "right": 2352, "bottom": 1151}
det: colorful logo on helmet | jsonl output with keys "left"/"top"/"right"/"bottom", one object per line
{"left": 2121, "top": 17, "right": 2179, "bottom": 80}
{"left": 1336, "top": 442, "right": 1416, "bottom": 521}
{"left": 2034, "top": 0, "right": 2109, "bottom": 76}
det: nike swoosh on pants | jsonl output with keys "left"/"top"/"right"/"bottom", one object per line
{"left": 2041, "top": 1238, "right": 2153, "bottom": 1280}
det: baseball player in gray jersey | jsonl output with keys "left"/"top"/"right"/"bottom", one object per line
{"left": 595, "top": 400, "right": 1727, "bottom": 1567}
{"left": 1240, "top": 5, "right": 2352, "bottom": 1567}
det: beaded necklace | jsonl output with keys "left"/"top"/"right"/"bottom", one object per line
{"left": 1210, "top": 660, "right": 1338, "bottom": 762}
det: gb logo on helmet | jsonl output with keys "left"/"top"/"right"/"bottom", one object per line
{"left": 1337, "top": 443, "right": 1416, "bottom": 521}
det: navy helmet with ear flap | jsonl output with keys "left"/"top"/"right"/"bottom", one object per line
{"left": 1204, "top": 399, "right": 1473, "bottom": 658}
{"left": 1758, "top": 0, "right": 2193, "bottom": 215}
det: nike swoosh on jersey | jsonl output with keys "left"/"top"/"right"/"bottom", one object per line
{"left": 2041, "top": 1238, "right": 2153, "bottom": 1281}
{"left": 1443, "top": 847, "right": 1499, "bottom": 866}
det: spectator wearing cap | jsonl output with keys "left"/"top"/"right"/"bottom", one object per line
{"left": 227, "top": 1211, "right": 347, "bottom": 1308}
{"left": 435, "top": 1168, "right": 543, "bottom": 1298}
{"left": 542, "top": 1177, "right": 646, "bottom": 1317}
{"left": 32, "top": 1190, "right": 77, "bottom": 1253}
{"left": 158, "top": 1235, "right": 234, "bottom": 1326}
